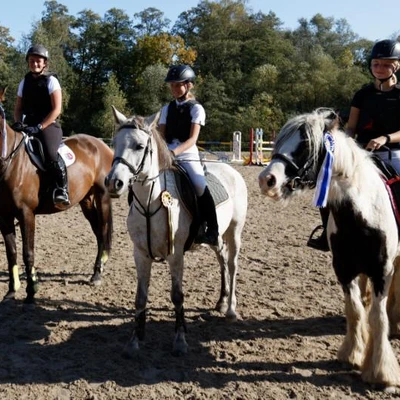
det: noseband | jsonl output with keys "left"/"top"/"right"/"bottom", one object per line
{"left": 271, "top": 124, "right": 326, "bottom": 191}
{"left": 271, "top": 152, "right": 317, "bottom": 191}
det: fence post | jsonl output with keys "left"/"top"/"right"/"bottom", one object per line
{"left": 232, "top": 131, "right": 242, "bottom": 161}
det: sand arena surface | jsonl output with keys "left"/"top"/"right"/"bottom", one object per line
{"left": 0, "top": 165, "right": 398, "bottom": 399}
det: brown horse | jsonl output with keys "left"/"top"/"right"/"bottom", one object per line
{"left": 0, "top": 88, "right": 114, "bottom": 307}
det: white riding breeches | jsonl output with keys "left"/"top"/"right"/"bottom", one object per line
{"left": 168, "top": 140, "right": 206, "bottom": 197}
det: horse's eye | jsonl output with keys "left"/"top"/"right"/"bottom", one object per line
{"left": 136, "top": 144, "right": 145, "bottom": 151}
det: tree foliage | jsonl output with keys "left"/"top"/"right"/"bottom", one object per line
{"left": 0, "top": 0, "right": 382, "bottom": 142}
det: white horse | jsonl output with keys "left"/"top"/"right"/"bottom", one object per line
{"left": 259, "top": 108, "right": 400, "bottom": 390}
{"left": 105, "top": 108, "right": 247, "bottom": 356}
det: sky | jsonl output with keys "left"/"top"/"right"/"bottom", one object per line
{"left": 1, "top": 0, "right": 399, "bottom": 45}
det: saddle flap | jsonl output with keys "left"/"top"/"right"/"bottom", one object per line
{"left": 25, "top": 138, "right": 76, "bottom": 170}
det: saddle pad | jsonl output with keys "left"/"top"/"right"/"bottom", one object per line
{"left": 384, "top": 177, "right": 400, "bottom": 232}
{"left": 58, "top": 142, "right": 76, "bottom": 167}
{"left": 205, "top": 171, "right": 229, "bottom": 207}
{"left": 26, "top": 138, "right": 76, "bottom": 169}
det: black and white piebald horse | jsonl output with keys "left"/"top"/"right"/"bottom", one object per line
{"left": 259, "top": 108, "right": 400, "bottom": 390}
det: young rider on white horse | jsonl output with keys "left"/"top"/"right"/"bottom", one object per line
{"left": 308, "top": 39, "right": 400, "bottom": 251}
{"left": 158, "top": 65, "right": 219, "bottom": 246}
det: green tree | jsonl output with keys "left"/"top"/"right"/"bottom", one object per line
{"left": 91, "top": 73, "right": 129, "bottom": 138}
{"left": 133, "top": 7, "right": 171, "bottom": 36}
{"left": 132, "top": 64, "right": 169, "bottom": 115}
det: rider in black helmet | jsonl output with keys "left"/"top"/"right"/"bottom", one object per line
{"left": 25, "top": 44, "right": 49, "bottom": 62}
{"left": 13, "top": 44, "right": 70, "bottom": 207}
{"left": 159, "top": 65, "right": 219, "bottom": 246}
{"left": 368, "top": 39, "right": 400, "bottom": 90}
{"left": 308, "top": 39, "right": 400, "bottom": 252}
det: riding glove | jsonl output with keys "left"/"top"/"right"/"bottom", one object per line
{"left": 24, "top": 125, "right": 42, "bottom": 136}
{"left": 11, "top": 121, "right": 24, "bottom": 132}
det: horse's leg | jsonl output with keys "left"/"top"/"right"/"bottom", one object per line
{"left": 359, "top": 273, "right": 371, "bottom": 309}
{"left": 214, "top": 227, "right": 240, "bottom": 321}
{"left": 92, "top": 188, "right": 112, "bottom": 285}
{"left": 19, "top": 209, "right": 38, "bottom": 307}
{"left": 362, "top": 272, "right": 400, "bottom": 388}
{"left": 214, "top": 243, "right": 229, "bottom": 314}
{"left": 337, "top": 278, "right": 369, "bottom": 368}
{"left": 224, "top": 228, "right": 240, "bottom": 321}
{"left": 169, "top": 256, "right": 188, "bottom": 356}
{"left": 123, "top": 251, "right": 152, "bottom": 357}
{"left": 387, "top": 257, "right": 400, "bottom": 336}
{"left": 0, "top": 217, "right": 21, "bottom": 301}
{"left": 79, "top": 191, "right": 112, "bottom": 286}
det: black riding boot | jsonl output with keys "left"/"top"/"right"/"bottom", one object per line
{"left": 47, "top": 156, "right": 70, "bottom": 206}
{"left": 307, "top": 207, "right": 329, "bottom": 251}
{"left": 196, "top": 186, "right": 219, "bottom": 246}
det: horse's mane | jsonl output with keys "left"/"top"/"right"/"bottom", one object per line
{"left": 122, "top": 115, "right": 174, "bottom": 171}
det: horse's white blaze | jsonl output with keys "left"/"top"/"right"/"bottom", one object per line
{"left": 259, "top": 161, "right": 286, "bottom": 199}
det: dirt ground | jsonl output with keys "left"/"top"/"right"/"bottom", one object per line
{"left": 0, "top": 164, "right": 399, "bottom": 400}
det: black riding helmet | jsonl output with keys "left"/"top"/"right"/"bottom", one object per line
{"left": 370, "top": 39, "right": 400, "bottom": 60}
{"left": 165, "top": 65, "right": 195, "bottom": 83}
{"left": 369, "top": 40, "right": 400, "bottom": 87}
{"left": 26, "top": 44, "right": 49, "bottom": 61}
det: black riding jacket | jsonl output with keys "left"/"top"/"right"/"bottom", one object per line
{"left": 165, "top": 100, "right": 199, "bottom": 144}
{"left": 351, "top": 83, "right": 400, "bottom": 149}
{"left": 22, "top": 72, "right": 55, "bottom": 126}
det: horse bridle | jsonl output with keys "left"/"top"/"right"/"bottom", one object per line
{"left": 271, "top": 152, "right": 317, "bottom": 191}
{"left": 271, "top": 127, "right": 324, "bottom": 191}
{"left": 111, "top": 123, "right": 153, "bottom": 182}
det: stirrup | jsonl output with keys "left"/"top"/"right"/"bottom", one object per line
{"left": 53, "top": 188, "right": 70, "bottom": 206}
{"left": 307, "top": 225, "right": 329, "bottom": 252}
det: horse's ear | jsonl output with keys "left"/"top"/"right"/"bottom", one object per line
{"left": 144, "top": 112, "right": 160, "bottom": 130}
{"left": 112, "top": 106, "right": 127, "bottom": 125}
{"left": 0, "top": 86, "right": 7, "bottom": 103}
{"left": 316, "top": 108, "right": 338, "bottom": 130}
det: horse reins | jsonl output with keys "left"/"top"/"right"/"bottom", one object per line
{"left": 0, "top": 106, "right": 26, "bottom": 181}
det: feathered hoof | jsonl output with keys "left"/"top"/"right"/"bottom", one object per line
{"left": 369, "top": 383, "right": 399, "bottom": 393}
{"left": 383, "top": 385, "right": 398, "bottom": 394}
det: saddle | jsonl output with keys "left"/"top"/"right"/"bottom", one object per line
{"left": 169, "top": 163, "right": 229, "bottom": 251}
{"left": 371, "top": 153, "right": 400, "bottom": 231}
{"left": 24, "top": 135, "right": 76, "bottom": 171}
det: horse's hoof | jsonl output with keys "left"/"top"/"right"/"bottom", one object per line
{"left": 215, "top": 302, "right": 228, "bottom": 314}
{"left": 122, "top": 339, "right": 140, "bottom": 359}
{"left": 172, "top": 347, "right": 188, "bottom": 357}
{"left": 383, "top": 386, "right": 397, "bottom": 394}
{"left": 2, "top": 291, "right": 16, "bottom": 303}
{"left": 22, "top": 301, "right": 36, "bottom": 312}
{"left": 226, "top": 313, "right": 238, "bottom": 323}
{"left": 90, "top": 275, "right": 102, "bottom": 287}
{"left": 172, "top": 334, "right": 188, "bottom": 356}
